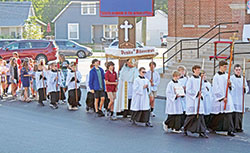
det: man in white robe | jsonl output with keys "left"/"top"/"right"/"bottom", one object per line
{"left": 130, "top": 67, "right": 152, "bottom": 127}
{"left": 209, "top": 61, "right": 235, "bottom": 136}
{"left": 231, "top": 64, "right": 249, "bottom": 132}
{"left": 184, "top": 65, "right": 208, "bottom": 138}
{"left": 114, "top": 59, "right": 139, "bottom": 118}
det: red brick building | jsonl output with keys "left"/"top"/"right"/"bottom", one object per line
{"left": 168, "top": 0, "right": 250, "bottom": 40}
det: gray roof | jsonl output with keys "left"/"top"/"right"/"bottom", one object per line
{"left": 0, "top": 1, "right": 33, "bottom": 27}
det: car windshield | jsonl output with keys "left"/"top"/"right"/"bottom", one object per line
{"left": 6, "top": 42, "right": 18, "bottom": 50}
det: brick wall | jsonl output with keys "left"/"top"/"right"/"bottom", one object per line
{"left": 168, "top": 0, "right": 250, "bottom": 39}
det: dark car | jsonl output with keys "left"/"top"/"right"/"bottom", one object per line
{"left": 0, "top": 40, "right": 58, "bottom": 63}
{"left": 0, "top": 39, "right": 17, "bottom": 48}
{"left": 55, "top": 40, "right": 93, "bottom": 58}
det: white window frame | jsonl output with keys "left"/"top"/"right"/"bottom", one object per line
{"left": 81, "top": 2, "right": 96, "bottom": 15}
{"left": 103, "top": 25, "right": 118, "bottom": 39}
{"left": 68, "top": 23, "right": 79, "bottom": 40}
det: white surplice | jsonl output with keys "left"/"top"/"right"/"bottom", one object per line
{"left": 231, "top": 75, "right": 249, "bottom": 112}
{"left": 130, "top": 77, "right": 151, "bottom": 111}
{"left": 211, "top": 72, "right": 235, "bottom": 114}
{"left": 185, "top": 75, "right": 205, "bottom": 115}
{"left": 165, "top": 80, "right": 184, "bottom": 115}
{"left": 203, "top": 81, "right": 212, "bottom": 115}
{"left": 179, "top": 76, "right": 188, "bottom": 111}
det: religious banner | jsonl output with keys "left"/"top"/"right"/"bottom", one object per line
{"left": 248, "top": 0, "right": 250, "bottom": 14}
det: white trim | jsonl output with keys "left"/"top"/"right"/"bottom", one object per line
{"left": 183, "top": 24, "right": 195, "bottom": 28}
{"left": 81, "top": 2, "right": 97, "bottom": 16}
{"left": 68, "top": 23, "right": 79, "bottom": 40}
{"left": 198, "top": 25, "right": 210, "bottom": 28}
{"left": 36, "top": 19, "right": 47, "bottom": 26}
{"left": 52, "top": 1, "right": 99, "bottom": 23}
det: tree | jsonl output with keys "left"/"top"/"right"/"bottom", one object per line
{"left": 23, "top": 16, "right": 43, "bottom": 39}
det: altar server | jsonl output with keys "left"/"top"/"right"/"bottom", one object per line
{"left": 177, "top": 66, "right": 188, "bottom": 113}
{"left": 231, "top": 64, "right": 249, "bottom": 133}
{"left": 203, "top": 71, "right": 212, "bottom": 127}
{"left": 209, "top": 61, "right": 235, "bottom": 136}
{"left": 66, "top": 62, "right": 82, "bottom": 110}
{"left": 183, "top": 65, "right": 208, "bottom": 138}
{"left": 131, "top": 67, "right": 153, "bottom": 127}
{"left": 36, "top": 61, "right": 47, "bottom": 106}
{"left": 163, "top": 71, "right": 184, "bottom": 133}
{"left": 47, "top": 62, "right": 61, "bottom": 109}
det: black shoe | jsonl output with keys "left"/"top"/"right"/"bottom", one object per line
{"left": 38, "top": 102, "right": 45, "bottom": 106}
{"left": 86, "top": 107, "right": 90, "bottom": 112}
{"left": 145, "top": 122, "right": 153, "bottom": 127}
{"left": 228, "top": 132, "right": 235, "bottom": 137}
{"left": 78, "top": 103, "right": 82, "bottom": 107}
{"left": 236, "top": 129, "right": 244, "bottom": 133}
{"left": 184, "top": 131, "right": 188, "bottom": 136}
{"left": 98, "top": 110, "right": 105, "bottom": 117}
{"left": 0, "top": 96, "right": 3, "bottom": 100}
{"left": 199, "top": 133, "right": 209, "bottom": 138}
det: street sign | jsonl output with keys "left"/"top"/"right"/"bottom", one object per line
{"left": 100, "top": 0, "right": 154, "bottom": 17}
{"left": 118, "top": 17, "right": 136, "bottom": 48}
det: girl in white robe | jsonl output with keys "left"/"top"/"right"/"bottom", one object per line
{"left": 231, "top": 64, "right": 249, "bottom": 133}
{"left": 163, "top": 71, "right": 184, "bottom": 133}
{"left": 209, "top": 61, "right": 235, "bottom": 136}
{"left": 66, "top": 62, "right": 82, "bottom": 110}
{"left": 183, "top": 65, "right": 208, "bottom": 138}
{"left": 131, "top": 67, "right": 152, "bottom": 127}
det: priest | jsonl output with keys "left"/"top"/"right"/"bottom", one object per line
{"left": 231, "top": 64, "right": 249, "bottom": 133}
{"left": 209, "top": 61, "right": 235, "bottom": 136}
{"left": 130, "top": 67, "right": 152, "bottom": 127}
{"left": 114, "top": 59, "right": 139, "bottom": 118}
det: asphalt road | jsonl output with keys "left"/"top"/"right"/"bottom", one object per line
{"left": 0, "top": 89, "right": 250, "bottom": 153}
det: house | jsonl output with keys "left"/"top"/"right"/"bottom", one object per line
{"left": 52, "top": 0, "right": 118, "bottom": 44}
{"left": 0, "top": 1, "right": 46, "bottom": 39}
{"left": 136, "top": 10, "right": 168, "bottom": 46}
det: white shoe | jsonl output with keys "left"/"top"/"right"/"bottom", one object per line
{"left": 151, "top": 112, "right": 156, "bottom": 117}
{"left": 172, "top": 129, "right": 182, "bottom": 134}
{"left": 72, "top": 107, "right": 78, "bottom": 111}
{"left": 68, "top": 105, "right": 73, "bottom": 110}
{"left": 162, "top": 121, "right": 168, "bottom": 132}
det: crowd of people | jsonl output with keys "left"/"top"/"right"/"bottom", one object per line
{"left": 0, "top": 53, "right": 248, "bottom": 138}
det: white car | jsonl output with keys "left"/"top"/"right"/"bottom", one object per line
{"left": 161, "top": 35, "right": 168, "bottom": 47}
{"left": 108, "top": 40, "right": 144, "bottom": 48}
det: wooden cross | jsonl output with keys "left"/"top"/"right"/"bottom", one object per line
{"left": 229, "top": 33, "right": 238, "bottom": 43}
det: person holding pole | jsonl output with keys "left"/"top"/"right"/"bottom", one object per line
{"left": 183, "top": 65, "right": 208, "bottom": 138}
{"left": 89, "top": 59, "right": 106, "bottom": 117}
{"left": 145, "top": 61, "right": 160, "bottom": 117}
{"left": 66, "top": 61, "right": 82, "bottom": 111}
{"left": 209, "top": 61, "right": 235, "bottom": 136}
{"left": 231, "top": 63, "right": 249, "bottom": 133}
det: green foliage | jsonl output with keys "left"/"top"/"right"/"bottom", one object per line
{"left": 23, "top": 16, "right": 43, "bottom": 39}
{"left": 155, "top": 0, "right": 168, "bottom": 13}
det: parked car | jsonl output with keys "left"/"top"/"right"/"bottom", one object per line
{"left": 55, "top": 40, "right": 92, "bottom": 58}
{"left": 0, "top": 40, "right": 58, "bottom": 63}
{"left": 0, "top": 39, "right": 17, "bottom": 49}
{"left": 108, "top": 40, "right": 144, "bottom": 48}
{"left": 161, "top": 34, "right": 168, "bottom": 47}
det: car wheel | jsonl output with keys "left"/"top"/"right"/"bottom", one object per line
{"left": 36, "top": 54, "right": 47, "bottom": 63}
{"left": 77, "top": 50, "right": 86, "bottom": 59}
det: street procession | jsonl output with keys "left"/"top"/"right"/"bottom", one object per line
{"left": 1, "top": 0, "right": 250, "bottom": 153}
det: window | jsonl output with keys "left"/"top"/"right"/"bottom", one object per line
{"left": 66, "top": 41, "right": 75, "bottom": 48}
{"left": 19, "top": 42, "right": 32, "bottom": 49}
{"left": 104, "top": 25, "right": 118, "bottom": 39}
{"left": 68, "top": 23, "right": 79, "bottom": 40}
{"left": 81, "top": 2, "right": 96, "bottom": 15}
{"left": 31, "top": 42, "right": 49, "bottom": 48}
{"left": 6, "top": 43, "right": 18, "bottom": 50}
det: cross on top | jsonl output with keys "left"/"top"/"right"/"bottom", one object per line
{"left": 230, "top": 33, "right": 238, "bottom": 42}
{"left": 120, "top": 20, "right": 133, "bottom": 42}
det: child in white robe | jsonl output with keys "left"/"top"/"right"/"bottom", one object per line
{"left": 36, "top": 62, "right": 47, "bottom": 106}
{"left": 183, "top": 65, "right": 208, "bottom": 138}
{"left": 203, "top": 72, "right": 212, "bottom": 127}
{"left": 131, "top": 67, "right": 152, "bottom": 127}
{"left": 163, "top": 71, "right": 184, "bottom": 133}
{"left": 231, "top": 64, "right": 249, "bottom": 133}
{"left": 66, "top": 62, "right": 82, "bottom": 111}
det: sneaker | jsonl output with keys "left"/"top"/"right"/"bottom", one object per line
{"left": 72, "top": 107, "right": 78, "bottom": 111}
{"left": 162, "top": 121, "right": 168, "bottom": 132}
{"left": 68, "top": 105, "right": 73, "bottom": 110}
{"left": 111, "top": 115, "right": 117, "bottom": 120}
{"left": 50, "top": 104, "right": 58, "bottom": 109}
{"left": 236, "top": 129, "right": 244, "bottom": 133}
{"left": 78, "top": 103, "right": 82, "bottom": 107}
{"left": 86, "top": 107, "right": 90, "bottom": 112}
{"left": 98, "top": 110, "right": 105, "bottom": 117}
{"left": 0, "top": 96, "right": 3, "bottom": 100}
{"left": 145, "top": 122, "right": 153, "bottom": 127}
{"left": 199, "top": 133, "right": 209, "bottom": 138}
{"left": 151, "top": 112, "right": 156, "bottom": 117}
{"left": 227, "top": 132, "right": 235, "bottom": 137}
{"left": 172, "top": 129, "right": 182, "bottom": 134}
{"left": 38, "top": 102, "right": 45, "bottom": 106}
